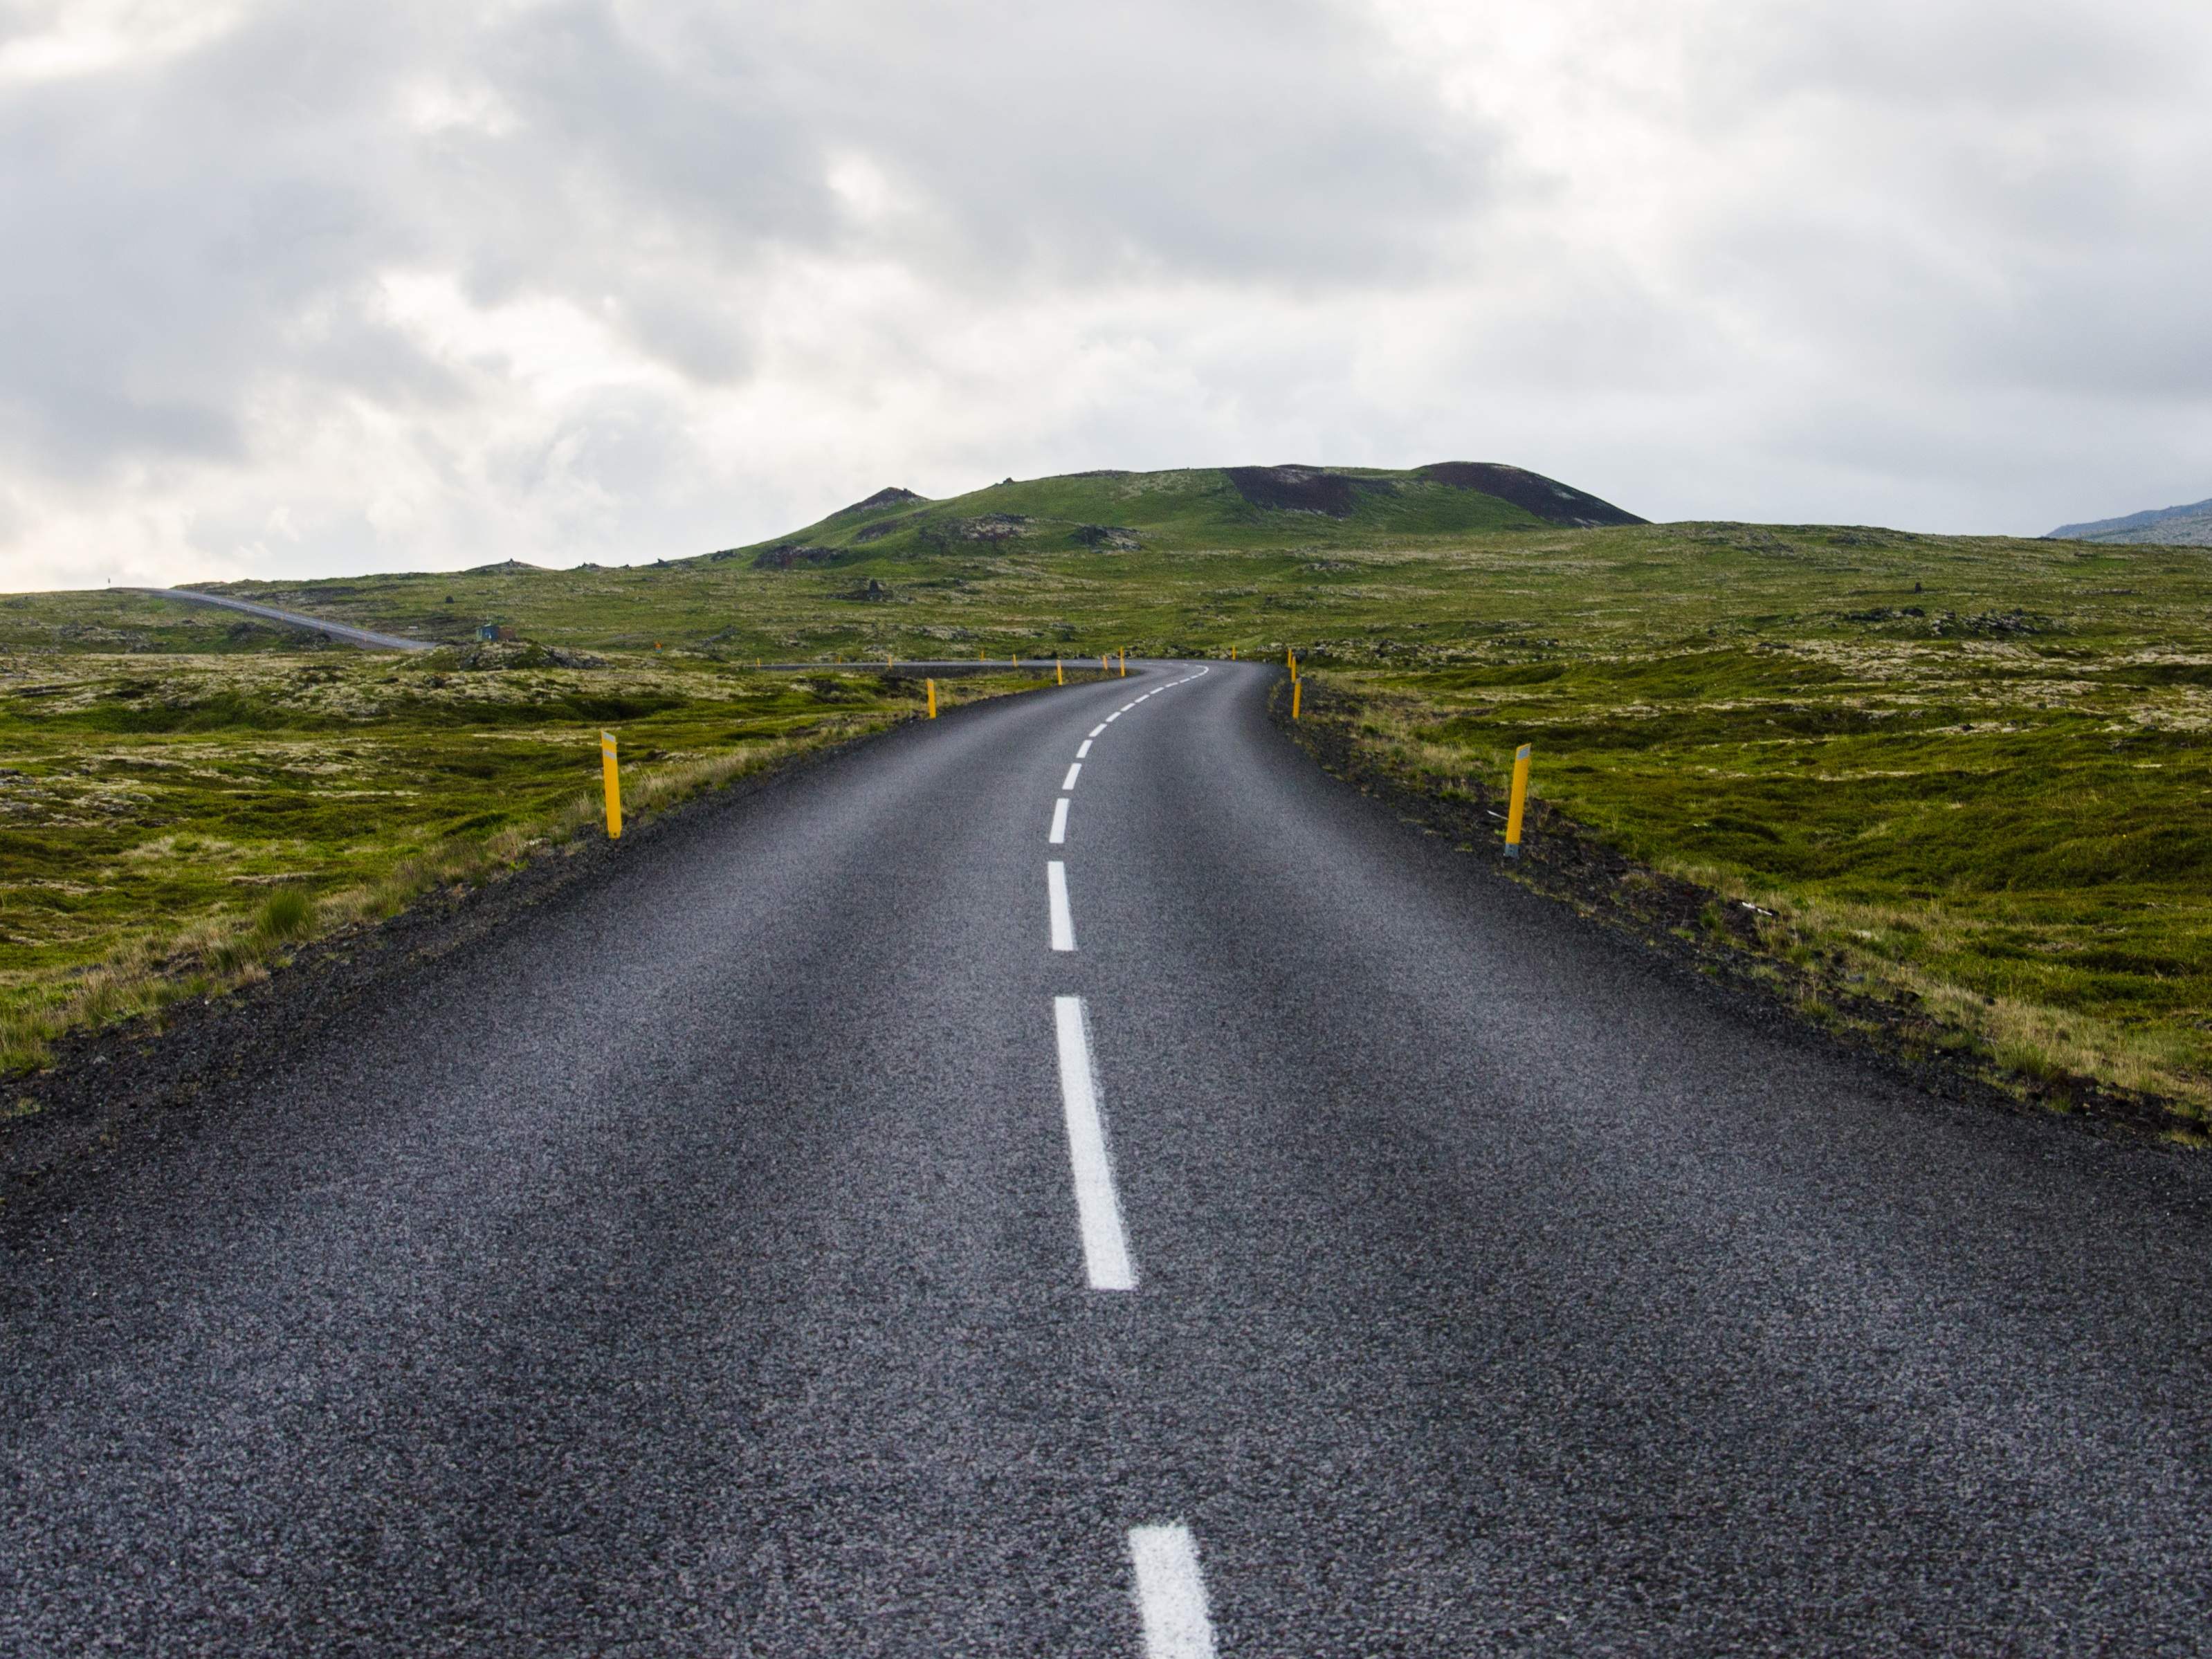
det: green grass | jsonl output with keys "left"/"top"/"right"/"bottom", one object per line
{"left": 8, "top": 463, "right": 2211, "bottom": 1126}
{"left": 1319, "top": 635, "right": 2212, "bottom": 1118}
{"left": 0, "top": 646, "right": 1065, "bottom": 1074}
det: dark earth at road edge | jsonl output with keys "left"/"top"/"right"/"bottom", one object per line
{"left": 1271, "top": 672, "right": 2198, "bottom": 1146}
{"left": 0, "top": 715, "right": 933, "bottom": 1214}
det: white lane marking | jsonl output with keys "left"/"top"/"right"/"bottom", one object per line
{"left": 1077, "top": 739, "right": 1093, "bottom": 758}
{"left": 1053, "top": 996, "right": 1135, "bottom": 1290}
{"left": 1128, "top": 1524, "right": 1215, "bottom": 1657}
{"left": 1048, "top": 860, "right": 1077, "bottom": 951}
{"left": 1106, "top": 713, "right": 1121, "bottom": 723}
{"left": 1090, "top": 724, "right": 1107, "bottom": 737}
{"left": 1119, "top": 704, "right": 1135, "bottom": 712}
{"left": 1063, "top": 762, "right": 1083, "bottom": 791}
{"left": 1049, "top": 796, "right": 1070, "bottom": 845}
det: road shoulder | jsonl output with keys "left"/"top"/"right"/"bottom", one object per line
{"left": 1271, "top": 674, "right": 2197, "bottom": 1145}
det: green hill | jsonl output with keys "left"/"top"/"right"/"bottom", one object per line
{"left": 0, "top": 459, "right": 1648, "bottom": 661}
{"left": 718, "top": 461, "right": 1643, "bottom": 569}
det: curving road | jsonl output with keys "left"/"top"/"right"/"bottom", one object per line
{"left": 126, "top": 587, "right": 435, "bottom": 651}
{"left": 4, "top": 661, "right": 2211, "bottom": 1654}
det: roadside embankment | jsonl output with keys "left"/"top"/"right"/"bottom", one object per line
{"left": 1275, "top": 668, "right": 2210, "bottom": 1143}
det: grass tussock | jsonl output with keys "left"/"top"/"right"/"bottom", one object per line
{"left": 256, "top": 888, "right": 315, "bottom": 942}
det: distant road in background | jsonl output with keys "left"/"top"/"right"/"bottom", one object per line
{"left": 125, "top": 586, "right": 435, "bottom": 652}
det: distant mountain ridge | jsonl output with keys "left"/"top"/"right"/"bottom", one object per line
{"left": 718, "top": 462, "right": 1644, "bottom": 571}
{"left": 2048, "top": 496, "right": 2212, "bottom": 547}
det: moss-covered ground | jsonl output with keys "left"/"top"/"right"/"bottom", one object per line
{"left": 0, "top": 644, "right": 1068, "bottom": 1074}
{"left": 1279, "top": 529, "right": 2212, "bottom": 1128}
{"left": 8, "top": 469, "right": 2209, "bottom": 1128}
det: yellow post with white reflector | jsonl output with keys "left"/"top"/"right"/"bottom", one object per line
{"left": 601, "top": 730, "right": 622, "bottom": 839}
{"left": 1503, "top": 742, "right": 1533, "bottom": 859}
{"left": 926, "top": 678, "right": 938, "bottom": 718}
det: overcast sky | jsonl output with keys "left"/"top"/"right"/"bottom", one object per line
{"left": 3, "top": 0, "right": 2209, "bottom": 592}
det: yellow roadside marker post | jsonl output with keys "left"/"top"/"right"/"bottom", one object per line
{"left": 1056, "top": 659, "right": 1064, "bottom": 684}
{"left": 1503, "top": 742, "right": 1533, "bottom": 859}
{"left": 601, "top": 731, "right": 623, "bottom": 840}
{"left": 1291, "top": 679, "right": 1301, "bottom": 719}
{"left": 1287, "top": 646, "right": 1297, "bottom": 680}
{"left": 1119, "top": 650, "right": 1127, "bottom": 677}
{"left": 1231, "top": 645, "right": 1237, "bottom": 660}
{"left": 926, "top": 679, "right": 938, "bottom": 718}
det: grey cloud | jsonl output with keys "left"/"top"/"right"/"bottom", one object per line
{"left": 489, "top": 385, "right": 704, "bottom": 509}
{"left": 4, "top": 0, "right": 1486, "bottom": 493}
{"left": 2, "top": 0, "right": 2210, "bottom": 585}
{"left": 1739, "top": 0, "right": 2205, "bottom": 112}
{"left": 1643, "top": 0, "right": 2212, "bottom": 446}
{"left": 0, "top": 6, "right": 434, "bottom": 477}
{"left": 437, "top": 0, "right": 1492, "bottom": 293}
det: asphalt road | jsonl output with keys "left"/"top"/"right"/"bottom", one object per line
{"left": 6, "top": 660, "right": 2210, "bottom": 1655}
{"left": 125, "top": 587, "right": 435, "bottom": 651}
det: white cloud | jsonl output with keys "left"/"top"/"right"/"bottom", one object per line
{"left": 2, "top": 0, "right": 2209, "bottom": 592}
{"left": 0, "top": 0, "right": 248, "bottom": 87}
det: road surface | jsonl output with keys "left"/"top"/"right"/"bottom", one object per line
{"left": 126, "top": 587, "right": 435, "bottom": 652}
{"left": 5, "top": 660, "right": 2209, "bottom": 1655}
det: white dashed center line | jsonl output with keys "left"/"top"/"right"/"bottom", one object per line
{"left": 1052, "top": 996, "right": 1135, "bottom": 1291}
{"left": 1045, "top": 665, "right": 1232, "bottom": 1639}
{"left": 1128, "top": 1523, "right": 1216, "bottom": 1657}
{"left": 1047, "top": 860, "right": 1077, "bottom": 951}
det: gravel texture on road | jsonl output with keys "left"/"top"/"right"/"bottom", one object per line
{"left": 4, "top": 661, "right": 2209, "bottom": 1655}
